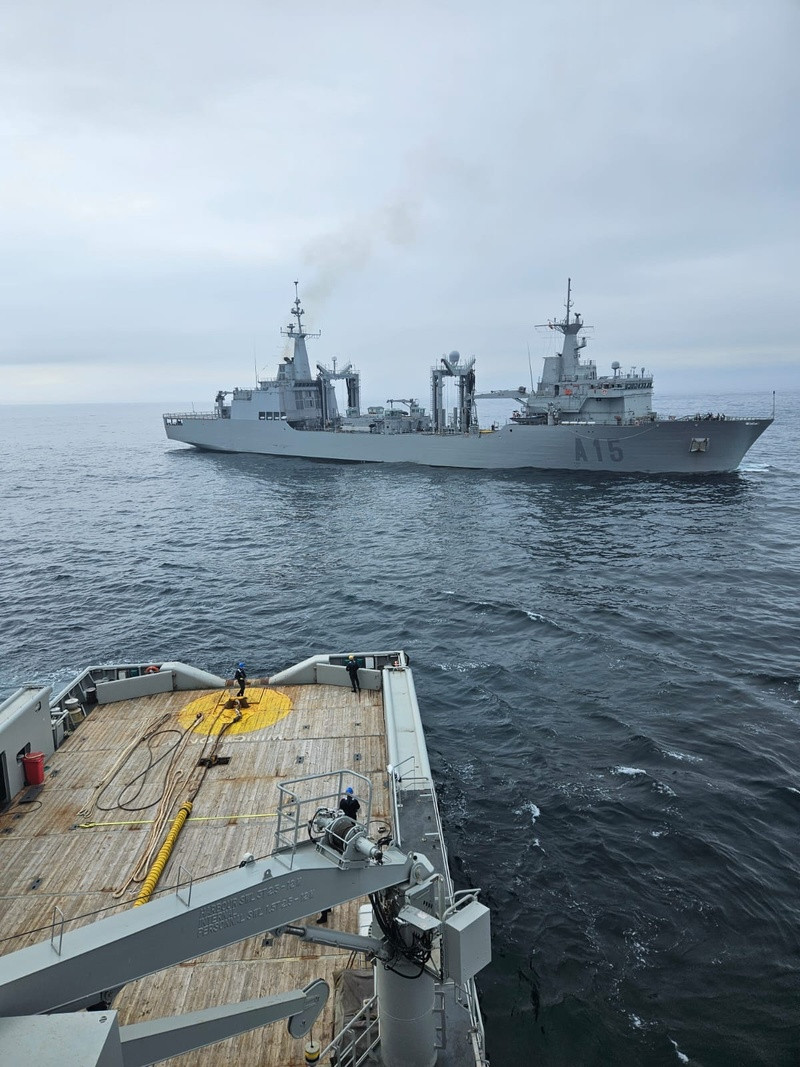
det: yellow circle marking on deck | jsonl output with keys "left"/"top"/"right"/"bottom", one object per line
{"left": 177, "top": 689, "right": 292, "bottom": 736}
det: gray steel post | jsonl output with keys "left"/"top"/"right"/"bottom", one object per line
{"left": 375, "top": 958, "right": 437, "bottom": 1067}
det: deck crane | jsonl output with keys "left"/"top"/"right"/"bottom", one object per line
{"left": 0, "top": 803, "right": 489, "bottom": 1067}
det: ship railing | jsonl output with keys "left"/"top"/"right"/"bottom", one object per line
{"left": 674, "top": 413, "right": 763, "bottom": 423}
{"left": 274, "top": 768, "right": 374, "bottom": 868}
{"left": 455, "top": 981, "right": 489, "bottom": 1066}
{"left": 432, "top": 967, "right": 488, "bottom": 1065}
{"left": 427, "top": 805, "right": 488, "bottom": 1058}
{"left": 386, "top": 754, "right": 430, "bottom": 849}
{"left": 50, "top": 662, "right": 168, "bottom": 748}
{"left": 163, "top": 412, "right": 219, "bottom": 420}
{"left": 319, "top": 993, "right": 380, "bottom": 1065}
{"left": 387, "top": 757, "right": 490, "bottom": 1063}
{"left": 439, "top": 895, "right": 490, "bottom": 1062}
{"left": 466, "top": 976, "right": 490, "bottom": 1064}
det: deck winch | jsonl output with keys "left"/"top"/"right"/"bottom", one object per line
{"left": 309, "top": 806, "right": 384, "bottom": 863}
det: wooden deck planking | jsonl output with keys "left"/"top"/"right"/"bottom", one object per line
{"left": 0, "top": 892, "right": 132, "bottom": 955}
{"left": 269, "top": 685, "right": 383, "bottom": 740}
{"left": 0, "top": 680, "right": 390, "bottom": 1066}
{"left": 60, "top": 699, "right": 188, "bottom": 750}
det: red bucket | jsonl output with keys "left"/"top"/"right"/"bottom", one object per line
{"left": 22, "top": 752, "right": 45, "bottom": 786}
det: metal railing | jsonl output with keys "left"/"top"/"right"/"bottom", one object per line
{"left": 274, "top": 769, "right": 373, "bottom": 867}
{"left": 319, "top": 993, "right": 380, "bottom": 1066}
{"left": 49, "top": 662, "right": 166, "bottom": 749}
{"left": 386, "top": 759, "right": 490, "bottom": 1064}
{"left": 386, "top": 754, "right": 431, "bottom": 849}
{"left": 163, "top": 412, "right": 218, "bottom": 420}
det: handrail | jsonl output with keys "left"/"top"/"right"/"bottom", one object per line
{"left": 386, "top": 754, "right": 426, "bottom": 849}
{"left": 275, "top": 769, "right": 373, "bottom": 863}
{"left": 50, "top": 906, "right": 65, "bottom": 956}
{"left": 466, "top": 976, "right": 489, "bottom": 1064}
{"left": 388, "top": 753, "right": 421, "bottom": 781}
{"left": 388, "top": 769, "right": 402, "bottom": 848}
{"left": 319, "top": 992, "right": 380, "bottom": 1065}
{"left": 386, "top": 761, "right": 489, "bottom": 1059}
{"left": 163, "top": 411, "right": 218, "bottom": 420}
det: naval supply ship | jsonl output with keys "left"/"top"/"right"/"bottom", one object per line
{"left": 0, "top": 650, "right": 489, "bottom": 1066}
{"left": 164, "top": 282, "right": 772, "bottom": 474}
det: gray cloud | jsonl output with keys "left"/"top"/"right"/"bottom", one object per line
{"left": 302, "top": 194, "right": 422, "bottom": 309}
{"left": 0, "top": 0, "right": 798, "bottom": 405}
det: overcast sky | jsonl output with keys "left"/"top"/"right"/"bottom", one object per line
{"left": 2, "top": 0, "right": 798, "bottom": 409}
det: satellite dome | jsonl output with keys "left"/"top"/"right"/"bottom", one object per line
{"left": 449, "top": 350, "right": 460, "bottom": 363}
{"left": 611, "top": 361, "right": 621, "bottom": 370}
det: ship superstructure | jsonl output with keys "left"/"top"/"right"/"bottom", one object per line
{"left": 216, "top": 282, "right": 362, "bottom": 431}
{"left": 498, "top": 279, "right": 655, "bottom": 426}
{"left": 164, "top": 282, "right": 772, "bottom": 474}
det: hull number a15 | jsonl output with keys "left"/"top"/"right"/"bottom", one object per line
{"left": 575, "top": 438, "right": 623, "bottom": 462}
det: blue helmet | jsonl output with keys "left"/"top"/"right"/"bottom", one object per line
{"left": 346, "top": 787, "right": 354, "bottom": 795}
{"left": 237, "top": 662, "right": 245, "bottom": 669}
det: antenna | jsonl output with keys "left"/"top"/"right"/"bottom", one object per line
{"left": 527, "top": 343, "right": 534, "bottom": 393}
{"left": 282, "top": 281, "right": 320, "bottom": 342}
{"left": 565, "top": 278, "right": 572, "bottom": 326}
{"left": 292, "top": 280, "right": 304, "bottom": 334}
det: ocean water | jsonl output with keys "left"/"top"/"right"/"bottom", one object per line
{"left": 2, "top": 392, "right": 799, "bottom": 1066}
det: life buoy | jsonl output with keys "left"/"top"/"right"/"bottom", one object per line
{"left": 144, "top": 665, "right": 160, "bottom": 675}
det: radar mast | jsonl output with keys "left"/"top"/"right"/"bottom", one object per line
{"left": 279, "top": 281, "right": 319, "bottom": 381}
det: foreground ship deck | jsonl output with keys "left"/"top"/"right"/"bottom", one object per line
{"left": 0, "top": 654, "right": 488, "bottom": 1066}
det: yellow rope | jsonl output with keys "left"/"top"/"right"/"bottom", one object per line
{"left": 113, "top": 772, "right": 184, "bottom": 898}
{"left": 133, "top": 801, "right": 193, "bottom": 906}
{"left": 116, "top": 699, "right": 230, "bottom": 899}
{"left": 113, "top": 726, "right": 197, "bottom": 898}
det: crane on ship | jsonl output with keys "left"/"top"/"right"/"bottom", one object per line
{"left": 0, "top": 780, "right": 489, "bottom": 1067}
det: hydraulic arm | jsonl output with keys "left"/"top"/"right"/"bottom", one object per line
{"left": 0, "top": 802, "right": 490, "bottom": 1067}
{"left": 0, "top": 839, "right": 415, "bottom": 1017}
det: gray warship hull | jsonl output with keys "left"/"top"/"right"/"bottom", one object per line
{"left": 163, "top": 281, "right": 773, "bottom": 474}
{"left": 164, "top": 413, "right": 771, "bottom": 474}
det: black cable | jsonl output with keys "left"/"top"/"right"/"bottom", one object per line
{"left": 369, "top": 892, "right": 433, "bottom": 975}
{"left": 95, "top": 728, "right": 185, "bottom": 812}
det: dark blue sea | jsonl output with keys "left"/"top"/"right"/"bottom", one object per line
{"left": 2, "top": 392, "right": 798, "bottom": 1066}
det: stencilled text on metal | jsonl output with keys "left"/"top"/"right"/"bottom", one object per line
{"left": 575, "top": 438, "right": 623, "bottom": 462}
{"left": 196, "top": 878, "right": 315, "bottom": 938}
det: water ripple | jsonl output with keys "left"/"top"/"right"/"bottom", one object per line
{"left": 1, "top": 397, "right": 799, "bottom": 1066}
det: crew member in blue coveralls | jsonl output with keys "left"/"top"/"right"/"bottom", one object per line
{"left": 345, "top": 655, "right": 361, "bottom": 694}
{"left": 234, "top": 662, "right": 247, "bottom": 697}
